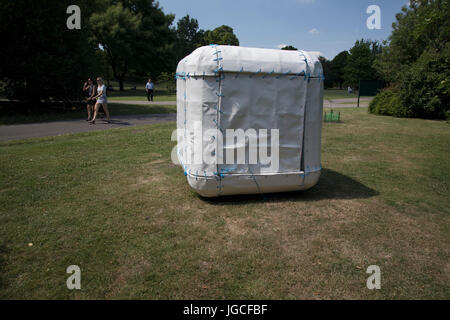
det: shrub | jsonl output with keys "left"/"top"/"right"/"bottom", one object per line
{"left": 368, "top": 88, "right": 409, "bottom": 117}
{"left": 370, "top": 46, "right": 449, "bottom": 119}
{"left": 398, "top": 48, "right": 450, "bottom": 119}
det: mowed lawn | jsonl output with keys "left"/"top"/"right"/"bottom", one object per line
{"left": 0, "top": 108, "right": 449, "bottom": 299}
{"left": 109, "top": 88, "right": 352, "bottom": 102}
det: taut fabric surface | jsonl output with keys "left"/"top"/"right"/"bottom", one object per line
{"left": 176, "top": 45, "right": 323, "bottom": 197}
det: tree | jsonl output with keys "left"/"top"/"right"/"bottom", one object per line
{"left": 0, "top": 0, "right": 100, "bottom": 103}
{"left": 374, "top": 0, "right": 450, "bottom": 84}
{"left": 343, "top": 39, "right": 382, "bottom": 88}
{"left": 176, "top": 15, "right": 205, "bottom": 60}
{"left": 318, "top": 57, "right": 333, "bottom": 89}
{"left": 370, "top": 0, "right": 450, "bottom": 119}
{"left": 203, "top": 25, "right": 239, "bottom": 46}
{"left": 330, "top": 50, "right": 349, "bottom": 89}
{"left": 89, "top": 3, "right": 141, "bottom": 91}
{"left": 281, "top": 45, "right": 298, "bottom": 51}
{"left": 89, "top": 0, "right": 175, "bottom": 91}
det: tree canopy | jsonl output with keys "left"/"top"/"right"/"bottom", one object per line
{"left": 330, "top": 51, "right": 349, "bottom": 89}
{"left": 281, "top": 45, "right": 298, "bottom": 51}
{"left": 89, "top": 0, "right": 175, "bottom": 91}
{"left": 176, "top": 15, "right": 205, "bottom": 60}
{"left": 0, "top": 0, "right": 241, "bottom": 102}
{"left": 370, "top": 0, "right": 449, "bottom": 119}
{"left": 343, "top": 39, "right": 382, "bottom": 88}
{"left": 203, "top": 25, "right": 239, "bottom": 46}
{"left": 0, "top": 0, "right": 100, "bottom": 102}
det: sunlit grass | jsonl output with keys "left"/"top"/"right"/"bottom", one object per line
{"left": 0, "top": 108, "right": 448, "bottom": 299}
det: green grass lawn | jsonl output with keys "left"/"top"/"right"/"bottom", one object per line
{"left": 0, "top": 103, "right": 176, "bottom": 125}
{"left": 110, "top": 88, "right": 352, "bottom": 102}
{"left": 107, "top": 88, "right": 176, "bottom": 102}
{"left": 0, "top": 108, "right": 449, "bottom": 299}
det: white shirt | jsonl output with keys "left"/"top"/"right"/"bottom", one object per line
{"left": 97, "top": 84, "right": 107, "bottom": 101}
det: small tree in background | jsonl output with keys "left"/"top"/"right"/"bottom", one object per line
{"left": 330, "top": 51, "right": 349, "bottom": 89}
{"left": 176, "top": 15, "right": 205, "bottom": 60}
{"left": 343, "top": 39, "right": 382, "bottom": 89}
{"left": 318, "top": 57, "right": 333, "bottom": 89}
{"left": 203, "top": 25, "right": 239, "bottom": 46}
{"left": 281, "top": 45, "right": 298, "bottom": 50}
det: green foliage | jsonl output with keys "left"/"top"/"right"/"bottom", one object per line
{"left": 203, "top": 25, "right": 239, "bottom": 46}
{"left": 375, "top": 0, "right": 450, "bottom": 83}
{"left": 368, "top": 88, "right": 409, "bottom": 117}
{"left": 157, "top": 72, "right": 176, "bottom": 93}
{"left": 281, "top": 45, "right": 298, "bottom": 50}
{"left": 176, "top": 15, "right": 205, "bottom": 60}
{"left": 89, "top": 0, "right": 175, "bottom": 91}
{"left": 343, "top": 39, "right": 382, "bottom": 88}
{"left": 318, "top": 57, "right": 333, "bottom": 89}
{"left": 369, "top": 47, "right": 450, "bottom": 119}
{"left": 399, "top": 46, "right": 450, "bottom": 119}
{"left": 372, "top": 0, "right": 450, "bottom": 119}
{"left": 0, "top": 0, "right": 101, "bottom": 103}
{"left": 89, "top": 3, "right": 141, "bottom": 91}
{"left": 330, "top": 51, "right": 349, "bottom": 89}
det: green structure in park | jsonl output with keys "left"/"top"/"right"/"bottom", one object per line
{"left": 324, "top": 109, "right": 340, "bottom": 123}
{"left": 357, "top": 80, "right": 385, "bottom": 107}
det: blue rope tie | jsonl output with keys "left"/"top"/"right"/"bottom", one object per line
{"left": 276, "top": 69, "right": 291, "bottom": 79}
{"left": 249, "top": 69, "right": 261, "bottom": 78}
{"left": 263, "top": 70, "right": 274, "bottom": 79}
{"left": 235, "top": 67, "right": 244, "bottom": 78}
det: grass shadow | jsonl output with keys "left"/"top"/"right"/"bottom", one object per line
{"left": 201, "top": 168, "right": 378, "bottom": 205}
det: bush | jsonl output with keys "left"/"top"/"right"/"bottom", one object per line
{"left": 369, "top": 88, "right": 409, "bottom": 117}
{"left": 370, "top": 46, "right": 450, "bottom": 119}
{"left": 398, "top": 48, "right": 450, "bottom": 119}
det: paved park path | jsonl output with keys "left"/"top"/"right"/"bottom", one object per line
{"left": 324, "top": 97, "right": 372, "bottom": 108}
{"left": 0, "top": 98, "right": 372, "bottom": 141}
{"left": 0, "top": 113, "right": 176, "bottom": 141}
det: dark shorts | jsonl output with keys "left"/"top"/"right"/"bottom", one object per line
{"left": 87, "top": 99, "right": 96, "bottom": 105}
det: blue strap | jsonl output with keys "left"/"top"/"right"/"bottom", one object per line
{"left": 235, "top": 67, "right": 244, "bottom": 78}
{"left": 249, "top": 69, "right": 261, "bottom": 78}
{"left": 263, "top": 70, "right": 274, "bottom": 79}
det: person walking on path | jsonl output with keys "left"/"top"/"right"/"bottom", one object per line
{"left": 146, "top": 78, "right": 154, "bottom": 102}
{"left": 83, "top": 78, "right": 96, "bottom": 121}
{"left": 89, "top": 77, "right": 111, "bottom": 124}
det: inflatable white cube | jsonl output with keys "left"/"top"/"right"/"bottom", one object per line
{"left": 176, "top": 45, "right": 323, "bottom": 197}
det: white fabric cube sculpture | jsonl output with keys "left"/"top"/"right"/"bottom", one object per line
{"left": 176, "top": 45, "right": 324, "bottom": 197}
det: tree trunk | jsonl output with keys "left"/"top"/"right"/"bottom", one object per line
{"left": 118, "top": 77, "right": 124, "bottom": 91}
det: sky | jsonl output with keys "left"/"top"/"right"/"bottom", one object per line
{"left": 157, "top": 0, "right": 410, "bottom": 60}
